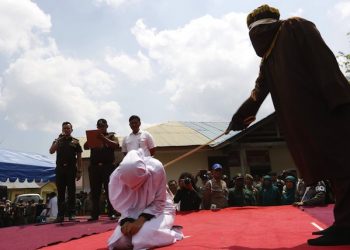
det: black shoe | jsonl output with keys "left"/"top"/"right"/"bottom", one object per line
{"left": 312, "top": 225, "right": 335, "bottom": 235}
{"left": 308, "top": 234, "right": 350, "bottom": 246}
{"left": 88, "top": 216, "right": 98, "bottom": 221}
{"left": 54, "top": 216, "right": 64, "bottom": 223}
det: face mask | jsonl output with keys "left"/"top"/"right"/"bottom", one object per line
{"left": 249, "top": 21, "right": 281, "bottom": 57}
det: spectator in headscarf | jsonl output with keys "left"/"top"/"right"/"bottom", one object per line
{"left": 258, "top": 175, "right": 281, "bottom": 206}
{"left": 281, "top": 176, "right": 297, "bottom": 205}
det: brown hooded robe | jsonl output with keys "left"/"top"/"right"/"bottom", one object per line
{"left": 230, "top": 17, "right": 350, "bottom": 186}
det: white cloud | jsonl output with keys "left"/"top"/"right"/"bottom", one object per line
{"left": 94, "top": 0, "right": 139, "bottom": 9}
{"left": 131, "top": 13, "right": 273, "bottom": 121}
{"left": 0, "top": 0, "right": 126, "bottom": 134}
{"left": 328, "top": 1, "right": 350, "bottom": 27}
{"left": 106, "top": 51, "right": 154, "bottom": 82}
{"left": 331, "top": 1, "right": 350, "bottom": 20}
{"left": 0, "top": 40, "right": 123, "bottom": 132}
{"left": 0, "top": 0, "right": 51, "bottom": 55}
{"left": 327, "top": 1, "right": 350, "bottom": 52}
{"left": 289, "top": 8, "right": 304, "bottom": 17}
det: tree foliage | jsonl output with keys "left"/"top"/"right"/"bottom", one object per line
{"left": 337, "top": 32, "right": 350, "bottom": 81}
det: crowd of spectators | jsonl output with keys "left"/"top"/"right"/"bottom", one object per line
{"left": 169, "top": 164, "right": 335, "bottom": 212}
{"left": 1, "top": 165, "right": 335, "bottom": 227}
{"left": 0, "top": 190, "right": 110, "bottom": 228}
{"left": 0, "top": 196, "right": 46, "bottom": 227}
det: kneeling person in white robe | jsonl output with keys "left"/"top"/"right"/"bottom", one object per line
{"left": 108, "top": 149, "right": 183, "bottom": 250}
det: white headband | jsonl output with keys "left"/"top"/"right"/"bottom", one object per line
{"left": 248, "top": 18, "right": 278, "bottom": 31}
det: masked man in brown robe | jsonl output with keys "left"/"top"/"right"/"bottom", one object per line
{"left": 226, "top": 5, "right": 350, "bottom": 246}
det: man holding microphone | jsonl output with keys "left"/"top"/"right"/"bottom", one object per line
{"left": 50, "top": 121, "right": 83, "bottom": 222}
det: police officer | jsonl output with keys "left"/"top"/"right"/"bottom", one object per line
{"left": 84, "top": 119, "right": 119, "bottom": 221}
{"left": 228, "top": 174, "right": 256, "bottom": 207}
{"left": 50, "top": 121, "right": 82, "bottom": 222}
{"left": 202, "top": 163, "right": 228, "bottom": 209}
{"left": 293, "top": 180, "right": 327, "bottom": 207}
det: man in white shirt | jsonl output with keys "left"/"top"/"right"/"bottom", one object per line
{"left": 46, "top": 192, "right": 58, "bottom": 222}
{"left": 122, "top": 115, "right": 156, "bottom": 157}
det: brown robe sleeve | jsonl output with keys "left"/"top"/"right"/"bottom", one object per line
{"left": 227, "top": 69, "right": 269, "bottom": 131}
{"left": 291, "top": 18, "right": 350, "bottom": 112}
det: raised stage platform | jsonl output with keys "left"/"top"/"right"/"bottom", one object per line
{"left": 1, "top": 205, "right": 347, "bottom": 250}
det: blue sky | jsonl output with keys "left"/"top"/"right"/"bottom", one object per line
{"left": 0, "top": 0, "right": 349, "bottom": 156}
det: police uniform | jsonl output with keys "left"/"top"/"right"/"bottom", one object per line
{"left": 55, "top": 135, "right": 82, "bottom": 219}
{"left": 203, "top": 179, "right": 228, "bottom": 209}
{"left": 228, "top": 187, "right": 256, "bottom": 206}
{"left": 301, "top": 181, "right": 327, "bottom": 206}
{"left": 88, "top": 132, "right": 119, "bottom": 219}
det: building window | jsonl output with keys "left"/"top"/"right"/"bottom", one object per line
{"left": 246, "top": 150, "right": 271, "bottom": 176}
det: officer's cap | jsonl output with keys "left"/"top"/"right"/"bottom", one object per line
{"left": 212, "top": 163, "right": 223, "bottom": 170}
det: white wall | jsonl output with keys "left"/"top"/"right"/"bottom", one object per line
{"left": 155, "top": 148, "right": 224, "bottom": 182}
{"left": 80, "top": 144, "right": 296, "bottom": 191}
{"left": 269, "top": 145, "right": 297, "bottom": 174}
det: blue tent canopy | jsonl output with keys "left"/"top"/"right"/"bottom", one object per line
{"left": 0, "top": 149, "right": 56, "bottom": 182}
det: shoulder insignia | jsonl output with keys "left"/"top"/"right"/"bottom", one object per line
{"left": 71, "top": 137, "right": 80, "bottom": 144}
{"left": 315, "top": 186, "right": 326, "bottom": 192}
{"left": 107, "top": 132, "right": 116, "bottom": 138}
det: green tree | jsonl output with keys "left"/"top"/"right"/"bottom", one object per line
{"left": 337, "top": 32, "right": 350, "bottom": 81}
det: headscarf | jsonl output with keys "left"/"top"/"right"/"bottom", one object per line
{"left": 262, "top": 175, "right": 272, "bottom": 186}
{"left": 282, "top": 176, "right": 297, "bottom": 205}
{"left": 118, "top": 149, "right": 150, "bottom": 190}
{"left": 108, "top": 149, "right": 166, "bottom": 219}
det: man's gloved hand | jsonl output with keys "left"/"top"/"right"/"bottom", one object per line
{"left": 225, "top": 115, "right": 256, "bottom": 134}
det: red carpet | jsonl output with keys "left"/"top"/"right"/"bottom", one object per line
{"left": 41, "top": 205, "right": 349, "bottom": 250}
{"left": 302, "top": 204, "right": 335, "bottom": 227}
{"left": 0, "top": 216, "right": 116, "bottom": 250}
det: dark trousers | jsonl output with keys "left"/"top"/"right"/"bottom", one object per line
{"left": 333, "top": 178, "right": 350, "bottom": 228}
{"left": 55, "top": 166, "right": 76, "bottom": 217}
{"left": 89, "top": 163, "right": 116, "bottom": 218}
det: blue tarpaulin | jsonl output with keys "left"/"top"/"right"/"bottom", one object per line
{"left": 0, "top": 149, "right": 55, "bottom": 182}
